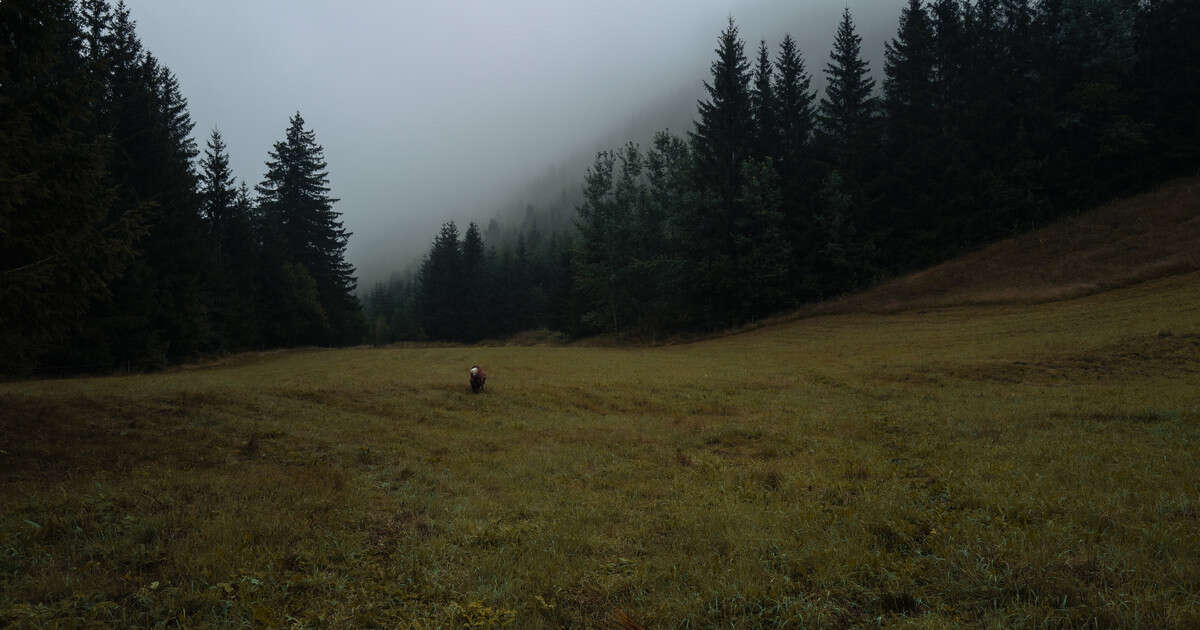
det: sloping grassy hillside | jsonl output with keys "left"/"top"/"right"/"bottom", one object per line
{"left": 806, "top": 176, "right": 1200, "bottom": 315}
{"left": 3, "top": 264, "right": 1198, "bottom": 627}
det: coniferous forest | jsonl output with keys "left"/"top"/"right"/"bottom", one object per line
{"left": 4, "top": 1, "right": 1200, "bottom": 372}
{"left": 1, "top": 0, "right": 364, "bottom": 374}
{"left": 367, "top": 0, "right": 1200, "bottom": 343}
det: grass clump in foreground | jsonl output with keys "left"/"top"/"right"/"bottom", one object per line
{"left": 2, "top": 272, "right": 1199, "bottom": 627}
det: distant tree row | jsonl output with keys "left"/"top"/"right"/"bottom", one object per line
{"left": 368, "top": 0, "right": 1200, "bottom": 341}
{"left": 1, "top": 0, "right": 363, "bottom": 374}
{"left": 364, "top": 220, "right": 575, "bottom": 344}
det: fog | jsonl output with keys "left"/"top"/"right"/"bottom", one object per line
{"left": 123, "top": 0, "right": 903, "bottom": 287}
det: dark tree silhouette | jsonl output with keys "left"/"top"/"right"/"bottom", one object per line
{"left": 819, "top": 8, "right": 878, "bottom": 172}
{"left": 417, "top": 221, "right": 462, "bottom": 340}
{"left": 751, "top": 40, "right": 779, "bottom": 160}
{"left": 200, "top": 129, "right": 236, "bottom": 242}
{"left": 882, "top": 0, "right": 938, "bottom": 264}
{"left": 774, "top": 33, "right": 816, "bottom": 179}
{"left": 0, "top": 0, "right": 140, "bottom": 373}
{"left": 692, "top": 17, "right": 754, "bottom": 208}
{"left": 256, "top": 112, "right": 363, "bottom": 345}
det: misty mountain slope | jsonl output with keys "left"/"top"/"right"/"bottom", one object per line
{"left": 795, "top": 175, "right": 1200, "bottom": 317}
{"left": 367, "top": 0, "right": 908, "bottom": 283}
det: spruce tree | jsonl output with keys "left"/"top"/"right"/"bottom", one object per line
{"left": 511, "top": 234, "right": 540, "bottom": 332}
{"left": 222, "top": 182, "right": 262, "bottom": 349}
{"left": 751, "top": 40, "right": 779, "bottom": 160}
{"left": 417, "top": 221, "right": 462, "bottom": 340}
{"left": 816, "top": 8, "right": 878, "bottom": 280}
{"left": 691, "top": 17, "right": 753, "bottom": 208}
{"left": 132, "top": 55, "right": 210, "bottom": 362}
{"left": 884, "top": 0, "right": 935, "bottom": 149}
{"left": 925, "top": 0, "right": 975, "bottom": 254}
{"left": 67, "top": 2, "right": 213, "bottom": 369}
{"left": 613, "top": 142, "right": 674, "bottom": 331}
{"left": 574, "top": 150, "right": 632, "bottom": 332}
{"left": 462, "top": 222, "right": 485, "bottom": 283}
{"left": 641, "top": 131, "right": 694, "bottom": 329}
{"left": 819, "top": 8, "right": 878, "bottom": 171}
{"left": 960, "top": 0, "right": 1005, "bottom": 156}
{"left": 883, "top": 0, "right": 938, "bottom": 263}
{"left": 773, "top": 32, "right": 819, "bottom": 291}
{"left": 79, "top": 0, "right": 112, "bottom": 68}
{"left": 929, "top": 0, "right": 965, "bottom": 118}
{"left": 256, "top": 112, "right": 362, "bottom": 345}
{"left": 990, "top": 0, "right": 1049, "bottom": 233}
{"left": 199, "top": 129, "right": 263, "bottom": 350}
{"left": 690, "top": 18, "right": 754, "bottom": 326}
{"left": 200, "top": 129, "right": 236, "bottom": 243}
{"left": 460, "top": 221, "right": 487, "bottom": 341}
{"left": 774, "top": 33, "right": 816, "bottom": 178}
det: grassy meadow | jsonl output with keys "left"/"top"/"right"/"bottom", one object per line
{"left": 2, "top": 266, "right": 1198, "bottom": 627}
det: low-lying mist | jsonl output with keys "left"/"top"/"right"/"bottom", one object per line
{"left": 124, "top": 1, "right": 903, "bottom": 287}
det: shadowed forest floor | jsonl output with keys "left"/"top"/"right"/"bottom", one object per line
{"left": 3, "top": 265, "right": 1199, "bottom": 627}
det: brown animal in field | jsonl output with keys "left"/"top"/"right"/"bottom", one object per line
{"left": 469, "top": 365, "right": 487, "bottom": 393}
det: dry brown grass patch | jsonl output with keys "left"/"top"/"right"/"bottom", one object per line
{"left": 801, "top": 176, "right": 1200, "bottom": 316}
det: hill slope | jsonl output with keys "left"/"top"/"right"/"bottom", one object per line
{"left": 807, "top": 176, "right": 1200, "bottom": 315}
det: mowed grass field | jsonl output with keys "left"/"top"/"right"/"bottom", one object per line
{"left": 2, "top": 265, "right": 1199, "bottom": 628}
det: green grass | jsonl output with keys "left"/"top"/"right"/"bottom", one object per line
{"left": 3, "top": 271, "right": 1199, "bottom": 628}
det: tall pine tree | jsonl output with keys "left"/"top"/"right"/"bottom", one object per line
{"left": 773, "top": 32, "right": 819, "bottom": 299}
{"left": 884, "top": 0, "right": 936, "bottom": 150}
{"left": 819, "top": 8, "right": 878, "bottom": 173}
{"left": 199, "top": 128, "right": 261, "bottom": 350}
{"left": 690, "top": 17, "right": 754, "bottom": 326}
{"left": 65, "top": 2, "right": 214, "bottom": 369}
{"left": 574, "top": 150, "right": 634, "bottom": 332}
{"left": 774, "top": 33, "right": 816, "bottom": 179}
{"left": 460, "top": 221, "right": 488, "bottom": 341}
{"left": 256, "top": 112, "right": 363, "bottom": 345}
{"left": 817, "top": 8, "right": 878, "bottom": 280}
{"left": 882, "top": 0, "right": 938, "bottom": 264}
{"left": 200, "top": 129, "right": 236, "bottom": 245}
{"left": 417, "top": 221, "right": 462, "bottom": 340}
{"left": 929, "top": 0, "right": 965, "bottom": 119}
{"left": 751, "top": 40, "right": 779, "bottom": 161}
{"left": 692, "top": 17, "right": 754, "bottom": 208}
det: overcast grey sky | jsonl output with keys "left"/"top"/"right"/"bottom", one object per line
{"left": 122, "top": 1, "right": 902, "bottom": 285}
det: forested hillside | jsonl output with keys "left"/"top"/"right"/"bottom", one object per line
{"left": 4, "top": 1, "right": 1199, "bottom": 372}
{"left": 368, "top": 0, "right": 1200, "bottom": 342}
{"left": 0, "top": 0, "right": 363, "bottom": 374}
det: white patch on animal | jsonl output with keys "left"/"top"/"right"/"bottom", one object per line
{"left": 470, "top": 367, "right": 479, "bottom": 376}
